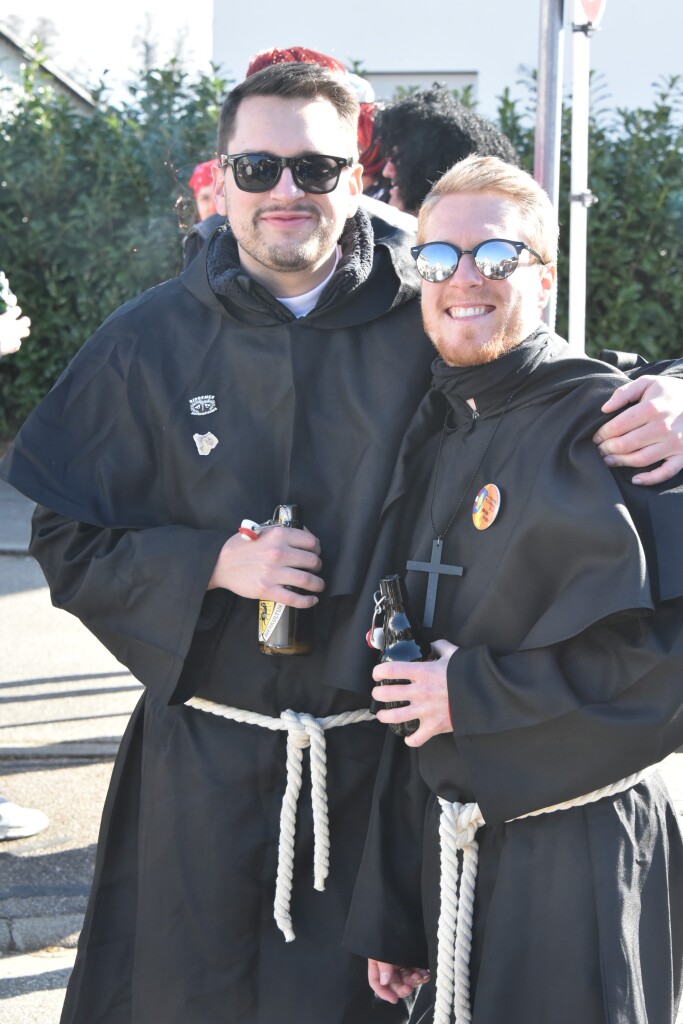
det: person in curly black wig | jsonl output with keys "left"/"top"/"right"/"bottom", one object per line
{"left": 377, "top": 85, "right": 518, "bottom": 215}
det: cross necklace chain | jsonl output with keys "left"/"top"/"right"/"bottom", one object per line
{"left": 407, "top": 392, "right": 515, "bottom": 628}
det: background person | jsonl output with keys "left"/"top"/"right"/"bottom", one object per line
{"left": 189, "top": 159, "right": 219, "bottom": 221}
{"left": 376, "top": 85, "right": 518, "bottom": 215}
{"left": 0, "top": 271, "right": 31, "bottom": 356}
{"left": 181, "top": 159, "right": 222, "bottom": 268}
{"left": 0, "top": 795, "right": 48, "bottom": 841}
{"left": 0, "top": 271, "right": 48, "bottom": 842}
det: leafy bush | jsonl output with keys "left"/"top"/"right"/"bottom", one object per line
{"left": 495, "top": 73, "right": 683, "bottom": 360}
{"left": 0, "top": 60, "right": 230, "bottom": 431}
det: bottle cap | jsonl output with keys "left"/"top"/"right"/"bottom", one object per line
{"left": 239, "top": 519, "right": 262, "bottom": 541}
{"left": 366, "top": 627, "right": 385, "bottom": 650}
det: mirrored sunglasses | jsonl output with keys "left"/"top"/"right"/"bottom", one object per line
{"left": 411, "top": 238, "right": 547, "bottom": 282}
{"left": 219, "top": 152, "right": 355, "bottom": 194}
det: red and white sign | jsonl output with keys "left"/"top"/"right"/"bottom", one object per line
{"left": 580, "top": 0, "right": 607, "bottom": 25}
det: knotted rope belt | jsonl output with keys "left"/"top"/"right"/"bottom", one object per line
{"left": 185, "top": 696, "right": 374, "bottom": 942}
{"left": 434, "top": 763, "right": 658, "bottom": 1024}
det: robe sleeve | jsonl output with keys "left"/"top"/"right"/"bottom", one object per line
{"left": 447, "top": 599, "right": 683, "bottom": 824}
{"left": 30, "top": 505, "right": 230, "bottom": 704}
{"left": 633, "top": 357, "right": 683, "bottom": 379}
{"left": 598, "top": 352, "right": 683, "bottom": 378}
{"left": 342, "top": 728, "right": 431, "bottom": 968}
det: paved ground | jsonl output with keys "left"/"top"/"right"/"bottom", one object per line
{"left": 0, "top": 480, "right": 141, "bottom": 1021}
{"left": 0, "top": 478, "right": 682, "bottom": 1022}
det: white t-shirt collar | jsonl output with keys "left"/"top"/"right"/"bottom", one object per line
{"left": 275, "top": 246, "right": 341, "bottom": 318}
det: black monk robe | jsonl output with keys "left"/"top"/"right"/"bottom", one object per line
{"left": 344, "top": 331, "right": 683, "bottom": 1024}
{"left": 0, "top": 210, "right": 435, "bottom": 1024}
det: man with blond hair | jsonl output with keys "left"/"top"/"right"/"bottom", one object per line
{"left": 345, "top": 155, "right": 683, "bottom": 1024}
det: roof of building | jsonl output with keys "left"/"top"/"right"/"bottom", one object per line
{"left": 0, "top": 19, "right": 96, "bottom": 110}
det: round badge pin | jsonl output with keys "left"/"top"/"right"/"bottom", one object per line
{"left": 472, "top": 483, "right": 501, "bottom": 530}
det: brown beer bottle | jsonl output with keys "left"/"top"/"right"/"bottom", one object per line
{"left": 378, "top": 573, "right": 432, "bottom": 736}
{"left": 258, "top": 504, "right": 312, "bottom": 656}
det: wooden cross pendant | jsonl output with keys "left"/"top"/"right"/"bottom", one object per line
{"left": 406, "top": 538, "right": 464, "bottom": 628}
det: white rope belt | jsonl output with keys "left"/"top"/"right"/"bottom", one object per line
{"left": 185, "top": 696, "right": 374, "bottom": 942}
{"left": 434, "top": 763, "right": 658, "bottom": 1024}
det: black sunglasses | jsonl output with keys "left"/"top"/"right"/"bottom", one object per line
{"left": 219, "top": 152, "right": 355, "bottom": 194}
{"left": 411, "top": 238, "right": 547, "bottom": 282}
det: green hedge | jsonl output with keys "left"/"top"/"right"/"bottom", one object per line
{"left": 0, "top": 61, "right": 230, "bottom": 431}
{"left": 498, "top": 74, "right": 683, "bottom": 360}
{"left": 1, "top": 64, "right": 681, "bottom": 432}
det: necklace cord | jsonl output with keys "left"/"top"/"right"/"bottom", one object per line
{"left": 429, "top": 393, "right": 514, "bottom": 542}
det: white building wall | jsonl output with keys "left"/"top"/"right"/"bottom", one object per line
{"left": 212, "top": 1, "right": 682, "bottom": 117}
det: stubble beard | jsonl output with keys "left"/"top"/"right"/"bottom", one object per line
{"left": 243, "top": 205, "right": 337, "bottom": 275}
{"left": 424, "top": 312, "right": 513, "bottom": 368}
{"left": 423, "top": 301, "right": 529, "bottom": 367}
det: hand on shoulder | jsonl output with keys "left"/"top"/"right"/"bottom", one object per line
{"left": 594, "top": 374, "right": 683, "bottom": 484}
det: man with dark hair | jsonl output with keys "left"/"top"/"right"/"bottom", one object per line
{"left": 3, "top": 61, "right": 432, "bottom": 1024}
{"left": 181, "top": 53, "right": 396, "bottom": 270}
{"left": 217, "top": 62, "right": 361, "bottom": 158}
{"left": 1, "top": 64, "right": 682, "bottom": 1024}
{"left": 377, "top": 85, "right": 518, "bottom": 215}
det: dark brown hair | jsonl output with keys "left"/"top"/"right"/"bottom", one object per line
{"left": 217, "top": 63, "right": 360, "bottom": 157}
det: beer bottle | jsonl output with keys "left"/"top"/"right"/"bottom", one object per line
{"left": 258, "top": 504, "right": 312, "bottom": 656}
{"left": 378, "top": 573, "right": 432, "bottom": 736}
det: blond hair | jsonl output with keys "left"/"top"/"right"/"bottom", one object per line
{"left": 417, "top": 154, "right": 558, "bottom": 264}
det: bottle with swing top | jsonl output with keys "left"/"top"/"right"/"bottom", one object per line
{"left": 378, "top": 573, "right": 433, "bottom": 736}
{"left": 258, "top": 504, "right": 312, "bottom": 656}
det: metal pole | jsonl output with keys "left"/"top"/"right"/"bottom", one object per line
{"left": 535, "top": 0, "right": 565, "bottom": 332}
{"left": 568, "top": 0, "right": 600, "bottom": 351}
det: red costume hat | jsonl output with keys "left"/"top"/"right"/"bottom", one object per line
{"left": 245, "top": 46, "right": 347, "bottom": 78}
{"left": 189, "top": 160, "right": 218, "bottom": 196}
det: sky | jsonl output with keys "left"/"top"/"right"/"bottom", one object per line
{"left": 212, "top": 2, "right": 682, "bottom": 118}
{"left": 4, "top": 1, "right": 682, "bottom": 116}
{"left": 4, "top": 1, "right": 214, "bottom": 102}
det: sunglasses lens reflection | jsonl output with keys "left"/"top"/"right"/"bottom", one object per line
{"left": 231, "top": 155, "right": 345, "bottom": 194}
{"left": 234, "top": 155, "right": 280, "bottom": 192}
{"left": 474, "top": 240, "right": 519, "bottom": 280}
{"left": 294, "top": 157, "right": 343, "bottom": 193}
{"left": 416, "top": 243, "right": 460, "bottom": 282}
{"left": 416, "top": 240, "right": 522, "bottom": 282}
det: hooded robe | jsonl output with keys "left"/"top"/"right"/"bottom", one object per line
{"left": 344, "top": 331, "right": 683, "bottom": 1024}
{"left": 1, "top": 209, "right": 435, "bottom": 1024}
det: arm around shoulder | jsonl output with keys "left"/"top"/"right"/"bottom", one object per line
{"left": 594, "top": 372, "right": 683, "bottom": 484}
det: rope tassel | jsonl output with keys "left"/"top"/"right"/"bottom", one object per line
{"left": 434, "top": 764, "right": 657, "bottom": 1023}
{"left": 185, "top": 697, "right": 373, "bottom": 941}
{"left": 435, "top": 800, "right": 484, "bottom": 1024}
{"left": 274, "top": 710, "right": 331, "bottom": 940}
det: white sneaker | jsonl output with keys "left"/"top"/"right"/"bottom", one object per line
{"left": 0, "top": 798, "right": 49, "bottom": 840}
